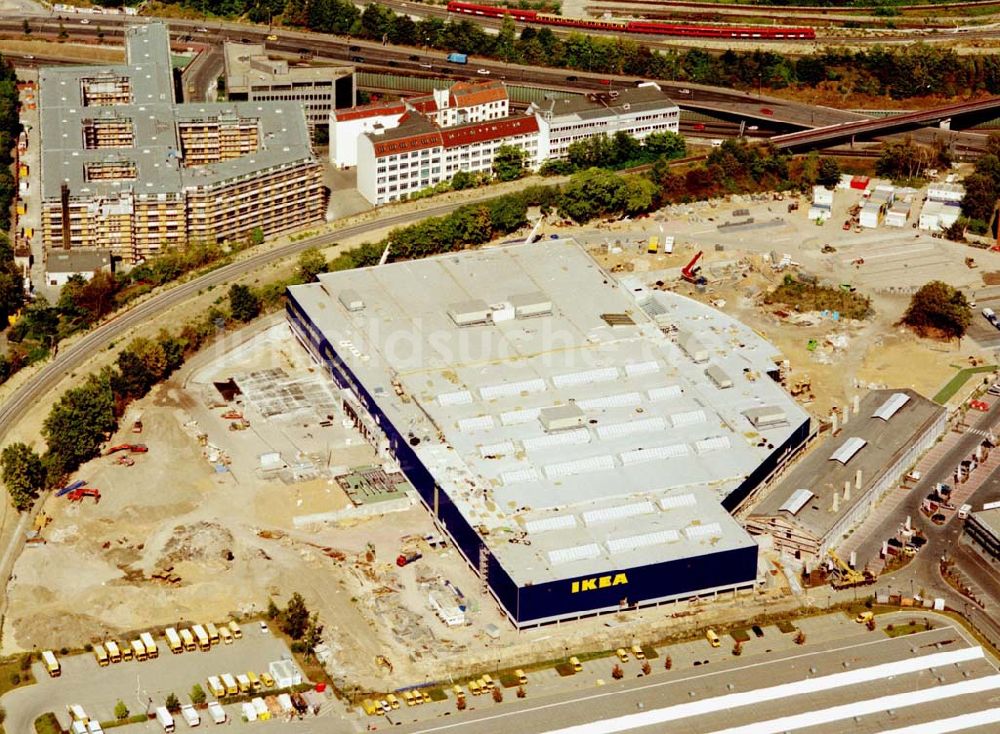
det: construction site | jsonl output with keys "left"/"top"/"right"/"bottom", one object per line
{"left": 6, "top": 172, "right": 1000, "bottom": 695}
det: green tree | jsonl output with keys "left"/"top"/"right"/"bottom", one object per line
{"left": 450, "top": 170, "right": 476, "bottom": 191}
{"left": 0, "top": 443, "right": 45, "bottom": 511}
{"left": 643, "top": 131, "right": 686, "bottom": 160}
{"left": 114, "top": 700, "right": 129, "bottom": 720}
{"left": 302, "top": 612, "right": 324, "bottom": 656}
{"left": 250, "top": 226, "right": 265, "bottom": 247}
{"left": 492, "top": 145, "right": 527, "bottom": 182}
{"left": 165, "top": 693, "right": 180, "bottom": 713}
{"left": 900, "top": 280, "right": 972, "bottom": 340}
{"left": 267, "top": 597, "right": 281, "bottom": 620}
{"left": 42, "top": 371, "right": 117, "bottom": 476}
{"left": 228, "top": 284, "right": 261, "bottom": 322}
{"left": 495, "top": 15, "right": 518, "bottom": 63}
{"left": 816, "top": 157, "right": 842, "bottom": 188}
{"left": 190, "top": 683, "right": 206, "bottom": 705}
{"left": 283, "top": 592, "right": 310, "bottom": 640}
{"left": 112, "top": 337, "right": 168, "bottom": 402}
{"left": 558, "top": 168, "right": 633, "bottom": 223}
{"left": 297, "top": 247, "right": 328, "bottom": 283}
{"left": 876, "top": 139, "right": 928, "bottom": 180}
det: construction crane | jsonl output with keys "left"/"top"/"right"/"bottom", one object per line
{"left": 826, "top": 549, "right": 871, "bottom": 589}
{"left": 681, "top": 251, "right": 707, "bottom": 285}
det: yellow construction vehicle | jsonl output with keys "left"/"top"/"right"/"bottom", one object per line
{"left": 827, "top": 550, "right": 874, "bottom": 589}
{"left": 375, "top": 655, "right": 393, "bottom": 674}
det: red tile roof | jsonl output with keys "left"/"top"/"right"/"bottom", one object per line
{"left": 440, "top": 115, "right": 538, "bottom": 149}
{"left": 449, "top": 80, "right": 507, "bottom": 109}
{"left": 334, "top": 101, "right": 407, "bottom": 122}
{"left": 372, "top": 131, "right": 443, "bottom": 157}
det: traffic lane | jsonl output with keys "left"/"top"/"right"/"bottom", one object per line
{"left": 3, "top": 632, "right": 293, "bottom": 730}
{"left": 390, "top": 627, "right": 975, "bottom": 734}
{"left": 849, "top": 405, "right": 1000, "bottom": 568}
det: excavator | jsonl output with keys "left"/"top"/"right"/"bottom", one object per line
{"left": 66, "top": 488, "right": 101, "bottom": 503}
{"left": 681, "top": 251, "right": 707, "bottom": 286}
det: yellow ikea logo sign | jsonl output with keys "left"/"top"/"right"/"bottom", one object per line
{"left": 571, "top": 573, "right": 628, "bottom": 593}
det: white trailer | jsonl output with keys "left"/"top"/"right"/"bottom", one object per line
{"left": 165, "top": 627, "right": 183, "bottom": 653}
{"left": 180, "top": 704, "right": 200, "bottom": 727}
{"left": 155, "top": 706, "right": 175, "bottom": 733}
{"left": 140, "top": 632, "right": 158, "bottom": 658}
{"left": 207, "top": 702, "right": 226, "bottom": 724}
{"left": 192, "top": 624, "right": 210, "bottom": 650}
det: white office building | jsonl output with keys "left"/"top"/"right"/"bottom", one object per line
{"left": 331, "top": 81, "right": 508, "bottom": 168}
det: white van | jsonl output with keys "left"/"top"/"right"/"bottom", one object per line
{"left": 155, "top": 706, "right": 175, "bottom": 733}
{"left": 959, "top": 504, "right": 973, "bottom": 520}
{"left": 180, "top": 704, "right": 200, "bottom": 727}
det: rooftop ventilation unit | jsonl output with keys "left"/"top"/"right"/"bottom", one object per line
{"left": 873, "top": 392, "right": 910, "bottom": 421}
{"left": 743, "top": 406, "right": 787, "bottom": 428}
{"left": 830, "top": 437, "right": 867, "bottom": 465}
{"left": 607, "top": 529, "right": 680, "bottom": 555}
{"left": 582, "top": 501, "right": 655, "bottom": 526}
{"left": 523, "top": 515, "right": 578, "bottom": 534}
{"left": 447, "top": 299, "right": 490, "bottom": 327}
{"left": 658, "top": 493, "right": 697, "bottom": 510}
{"left": 548, "top": 543, "right": 602, "bottom": 566}
{"left": 779, "top": 488, "right": 814, "bottom": 515}
{"left": 620, "top": 443, "right": 690, "bottom": 466}
{"left": 677, "top": 330, "right": 709, "bottom": 363}
{"left": 705, "top": 365, "right": 733, "bottom": 389}
{"left": 684, "top": 522, "right": 722, "bottom": 539}
{"left": 539, "top": 404, "right": 586, "bottom": 432}
{"left": 509, "top": 292, "right": 552, "bottom": 318}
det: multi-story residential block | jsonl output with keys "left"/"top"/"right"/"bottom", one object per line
{"left": 223, "top": 42, "right": 354, "bottom": 135}
{"left": 331, "top": 80, "right": 508, "bottom": 168}
{"left": 39, "top": 23, "right": 326, "bottom": 264}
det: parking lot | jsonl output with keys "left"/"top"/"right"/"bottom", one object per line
{"left": 2, "top": 628, "right": 298, "bottom": 733}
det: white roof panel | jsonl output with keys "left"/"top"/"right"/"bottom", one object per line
{"left": 581, "top": 501, "right": 655, "bottom": 526}
{"left": 523, "top": 514, "right": 578, "bottom": 534}
{"left": 595, "top": 417, "right": 667, "bottom": 440}
{"left": 458, "top": 415, "right": 496, "bottom": 433}
{"left": 607, "top": 529, "right": 680, "bottom": 554}
{"left": 500, "top": 407, "right": 541, "bottom": 426}
{"left": 872, "top": 392, "right": 910, "bottom": 421}
{"left": 552, "top": 367, "right": 619, "bottom": 389}
{"left": 648, "top": 385, "right": 683, "bottom": 401}
{"left": 576, "top": 392, "right": 643, "bottom": 410}
{"left": 830, "top": 436, "right": 867, "bottom": 464}
{"left": 547, "top": 543, "right": 601, "bottom": 566}
{"left": 684, "top": 522, "right": 722, "bottom": 539}
{"left": 479, "top": 441, "right": 515, "bottom": 458}
{"left": 523, "top": 428, "right": 591, "bottom": 452}
{"left": 658, "top": 493, "right": 697, "bottom": 510}
{"left": 624, "top": 361, "right": 661, "bottom": 377}
{"left": 779, "top": 488, "right": 814, "bottom": 515}
{"left": 544, "top": 455, "right": 616, "bottom": 479}
{"left": 500, "top": 467, "right": 540, "bottom": 485}
{"left": 438, "top": 390, "right": 473, "bottom": 407}
{"left": 695, "top": 435, "right": 731, "bottom": 455}
{"left": 670, "top": 409, "right": 707, "bottom": 428}
{"left": 480, "top": 378, "right": 547, "bottom": 401}
{"left": 620, "top": 443, "right": 690, "bottom": 466}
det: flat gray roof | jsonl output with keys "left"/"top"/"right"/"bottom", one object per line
{"left": 533, "top": 83, "right": 677, "bottom": 124}
{"left": 970, "top": 507, "right": 1000, "bottom": 539}
{"left": 45, "top": 249, "right": 111, "bottom": 273}
{"left": 222, "top": 42, "right": 352, "bottom": 94}
{"left": 39, "top": 23, "right": 316, "bottom": 201}
{"left": 289, "top": 239, "right": 809, "bottom": 585}
{"left": 750, "top": 388, "right": 945, "bottom": 540}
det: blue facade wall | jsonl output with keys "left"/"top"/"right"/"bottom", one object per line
{"left": 517, "top": 544, "right": 758, "bottom": 623}
{"left": 722, "top": 417, "right": 811, "bottom": 512}
{"left": 286, "top": 294, "right": 784, "bottom": 627}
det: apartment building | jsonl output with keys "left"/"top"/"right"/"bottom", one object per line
{"left": 530, "top": 83, "right": 680, "bottom": 160}
{"left": 357, "top": 112, "right": 540, "bottom": 206}
{"left": 39, "top": 23, "right": 326, "bottom": 263}
{"left": 331, "top": 80, "right": 508, "bottom": 168}
{"left": 223, "top": 42, "right": 354, "bottom": 134}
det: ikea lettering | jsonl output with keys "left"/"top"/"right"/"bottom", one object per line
{"left": 571, "top": 573, "right": 628, "bottom": 593}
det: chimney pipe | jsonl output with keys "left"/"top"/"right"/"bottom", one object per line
{"left": 855, "top": 469, "right": 863, "bottom": 490}
{"left": 853, "top": 394, "right": 860, "bottom": 415}
{"left": 831, "top": 412, "right": 838, "bottom": 434}
{"left": 844, "top": 480, "right": 851, "bottom": 502}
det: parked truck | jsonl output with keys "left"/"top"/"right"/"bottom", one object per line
{"left": 155, "top": 707, "right": 175, "bottom": 733}
{"left": 396, "top": 551, "right": 422, "bottom": 567}
{"left": 207, "top": 701, "right": 226, "bottom": 724}
{"left": 180, "top": 628, "right": 197, "bottom": 652}
{"left": 447, "top": 53, "right": 468, "bottom": 64}
{"left": 228, "top": 620, "right": 242, "bottom": 639}
{"left": 105, "top": 640, "right": 122, "bottom": 663}
{"left": 42, "top": 650, "right": 61, "bottom": 677}
{"left": 140, "top": 632, "right": 158, "bottom": 659}
{"left": 165, "top": 627, "right": 182, "bottom": 654}
{"left": 193, "top": 624, "right": 210, "bottom": 650}
{"left": 180, "top": 704, "right": 201, "bottom": 727}
{"left": 207, "top": 676, "right": 225, "bottom": 698}
{"left": 131, "top": 639, "right": 147, "bottom": 661}
{"left": 205, "top": 622, "right": 220, "bottom": 646}
{"left": 221, "top": 673, "right": 239, "bottom": 696}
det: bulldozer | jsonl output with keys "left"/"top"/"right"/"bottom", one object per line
{"left": 789, "top": 378, "right": 812, "bottom": 397}
{"left": 375, "top": 655, "right": 394, "bottom": 674}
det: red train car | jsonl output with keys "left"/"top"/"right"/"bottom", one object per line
{"left": 445, "top": 1, "right": 816, "bottom": 40}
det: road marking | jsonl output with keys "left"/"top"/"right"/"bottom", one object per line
{"left": 404, "top": 635, "right": 950, "bottom": 733}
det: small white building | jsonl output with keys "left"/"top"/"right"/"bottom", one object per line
{"left": 927, "top": 182, "right": 965, "bottom": 204}
{"left": 45, "top": 249, "right": 112, "bottom": 287}
{"left": 269, "top": 659, "right": 303, "bottom": 688}
{"left": 812, "top": 185, "right": 834, "bottom": 207}
{"left": 859, "top": 201, "right": 884, "bottom": 228}
{"left": 919, "top": 200, "right": 961, "bottom": 232}
{"left": 429, "top": 590, "right": 465, "bottom": 627}
{"left": 885, "top": 200, "right": 910, "bottom": 228}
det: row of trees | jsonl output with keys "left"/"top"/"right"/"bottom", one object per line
{"left": 541, "top": 130, "right": 687, "bottom": 176}
{"left": 0, "top": 54, "right": 23, "bottom": 332}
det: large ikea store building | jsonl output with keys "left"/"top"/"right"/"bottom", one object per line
{"left": 286, "top": 240, "right": 810, "bottom": 627}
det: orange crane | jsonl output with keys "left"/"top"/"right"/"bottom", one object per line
{"left": 67, "top": 488, "right": 101, "bottom": 503}
{"left": 681, "top": 251, "right": 707, "bottom": 285}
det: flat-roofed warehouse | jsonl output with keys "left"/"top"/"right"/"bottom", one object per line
{"left": 286, "top": 240, "right": 810, "bottom": 627}
{"left": 746, "top": 388, "right": 946, "bottom": 563}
